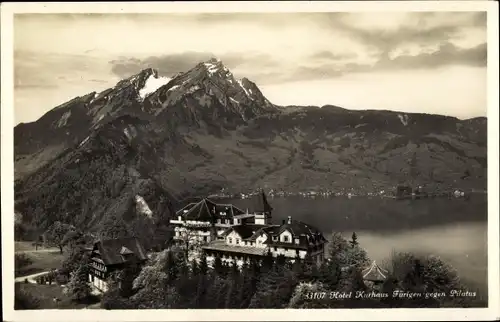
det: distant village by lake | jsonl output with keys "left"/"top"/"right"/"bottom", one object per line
{"left": 209, "top": 185, "right": 487, "bottom": 201}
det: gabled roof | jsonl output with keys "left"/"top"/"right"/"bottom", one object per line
{"left": 220, "top": 224, "right": 270, "bottom": 240}
{"left": 362, "top": 261, "right": 388, "bottom": 282}
{"left": 278, "top": 220, "right": 324, "bottom": 239}
{"left": 253, "top": 190, "right": 273, "bottom": 214}
{"left": 178, "top": 198, "right": 245, "bottom": 222}
{"left": 92, "top": 237, "right": 147, "bottom": 266}
{"left": 262, "top": 220, "right": 327, "bottom": 248}
{"left": 175, "top": 202, "right": 197, "bottom": 216}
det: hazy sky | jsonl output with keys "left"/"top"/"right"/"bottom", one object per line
{"left": 14, "top": 12, "right": 487, "bottom": 124}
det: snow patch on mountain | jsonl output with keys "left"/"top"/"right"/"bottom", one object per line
{"left": 398, "top": 114, "right": 409, "bottom": 126}
{"left": 168, "top": 85, "right": 180, "bottom": 92}
{"left": 135, "top": 195, "right": 153, "bottom": 218}
{"left": 204, "top": 62, "right": 220, "bottom": 76}
{"left": 237, "top": 79, "right": 251, "bottom": 97}
{"left": 139, "top": 75, "right": 171, "bottom": 100}
{"left": 56, "top": 111, "right": 71, "bottom": 128}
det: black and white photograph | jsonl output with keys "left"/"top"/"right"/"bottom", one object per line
{"left": 1, "top": 1, "right": 499, "bottom": 321}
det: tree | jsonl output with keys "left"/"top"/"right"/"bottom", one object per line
{"left": 409, "top": 152, "right": 419, "bottom": 181}
{"left": 236, "top": 260, "right": 259, "bottom": 308}
{"left": 98, "top": 214, "right": 132, "bottom": 240}
{"left": 349, "top": 232, "right": 358, "bottom": 248}
{"left": 388, "top": 251, "right": 464, "bottom": 307}
{"left": 65, "top": 263, "right": 92, "bottom": 301}
{"left": 329, "top": 232, "right": 370, "bottom": 269}
{"left": 177, "top": 223, "right": 205, "bottom": 261}
{"left": 213, "top": 255, "right": 225, "bottom": 276}
{"left": 198, "top": 252, "right": 208, "bottom": 276}
{"left": 249, "top": 264, "right": 298, "bottom": 308}
{"left": 317, "top": 259, "right": 341, "bottom": 290}
{"left": 288, "top": 282, "right": 330, "bottom": 308}
{"left": 163, "top": 250, "right": 180, "bottom": 285}
{"left": 224, "top": 261, "right": 241, "bottom": 308}
{"left": 45, "top": 221, "right": 73, "bottom": 254}
{"left": 61, "top": 230, "right": 86, "bottom": 251}
{"left": 59, "top": 242, "right": 87, "bottom": 279}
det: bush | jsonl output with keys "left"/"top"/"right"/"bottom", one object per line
{"left": 14, "top": 284, "right": 41, "bottom": 310}
{"left": 15, "top": 254, "right": 33, "bottom": 274}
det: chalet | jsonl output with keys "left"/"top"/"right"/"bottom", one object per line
{"left": 202, "top": 215, "right": 328, "bottom": 267}
{"left": 88, "top": 237, "right": 147, "bottom": 292}
{"left": 170, "top": 191, "right": 272, "bottom": 245}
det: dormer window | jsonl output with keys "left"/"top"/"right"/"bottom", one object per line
{"left": 283, "top": 235, "right": 289, "bottom": 243}
{"left": 272, "top": 236, "right": 278, "bottom": 241}
{"left": 228, "top": 237, "right": 233, "bottom": 244}
{"left": 236, "top": 239, "right": 241, "bottom": 244}
{"left": 119, "top": 246, "right": 134, "bottom": 262}
{"left": 295, "top": 238, "right": 300, "bottom": 245}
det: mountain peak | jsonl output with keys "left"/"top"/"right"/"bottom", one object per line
{"left": 140, "top": 67, "right": 158, "bottom": 78}
{"left": 200, "top": 57, "right": 230, "bottom": 77}
{"left": 206, "top": 57, "right": 222, "bottom": 64}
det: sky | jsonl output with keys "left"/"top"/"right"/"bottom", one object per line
{"left": 13, "top": 12, "right": 487, "bottom": 124}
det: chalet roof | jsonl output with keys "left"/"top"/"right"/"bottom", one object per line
{"left": 279, "top": 220, "right": 325, "bottom": 240}
{"left": 222, "top": 224, "right": 269, "bottom": 240}
{"left": 179, "top": 198, "right": 245, "bottom": 222}
{"left": 362, "top": 261, "right": 388, "bottom": 282}
{"left": 93, "top": 237, "right": 147, "bottom": 266}
{"left": 246, "top": 225, "right": 280, "bottom": 241}
{"left": 253, "top": 190, "right": 273, "bottom": 214}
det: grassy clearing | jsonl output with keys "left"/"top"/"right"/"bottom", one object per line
{"left": 15, "top": 241, "right": 59, "bottom": 252}
{"left": 15, "top": 283, "right": 101, "bottom": 310}
{"left": 15, "top": 252, "right": 64, "bottom": 277}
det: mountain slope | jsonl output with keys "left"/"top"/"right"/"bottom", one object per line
{"left": 14, "top": 58, "right": 487, "bottom": 233}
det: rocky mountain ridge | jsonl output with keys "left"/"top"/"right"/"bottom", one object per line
{"left": 14, "top": 58, "right": 487, "bottom": 232}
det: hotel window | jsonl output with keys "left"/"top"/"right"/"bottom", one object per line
{"left": 272, "top": 236, "right": 278, "bottom": 241}
{"left": 296, "top": 249, "right": 300, "bottom": 256}
{"left": 274, "top": 247, "right": 277, "bottom": 251}
{"left": 228, "top": 238, "right": 232, "bottom": 244}
{"left": 283, "top": 235, "right": 289, "bottom": 242}
{"left": 295, "top": 238, "right": 300, "bottom": 245}
{"left": 236, "top": 239, "right": 241, "bottom": 244}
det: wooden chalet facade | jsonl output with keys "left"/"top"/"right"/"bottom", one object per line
{"left": 88, "top": 237, "right": 147, "bottom": 292}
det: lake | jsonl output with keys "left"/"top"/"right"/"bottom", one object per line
{"left": 222, "top": 194, "right": 488, "bottom": 296}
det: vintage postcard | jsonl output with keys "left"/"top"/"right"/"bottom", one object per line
{"left": 1, "top": 1, "right": 499, "bottom": 321}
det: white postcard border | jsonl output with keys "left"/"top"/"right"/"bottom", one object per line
{"left": 2, "top": 1, "right": 499, "bottom": 321}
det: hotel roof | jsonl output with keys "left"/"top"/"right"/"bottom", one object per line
{"left": 176, "top": 198, "right": 245, "bottom": 222}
